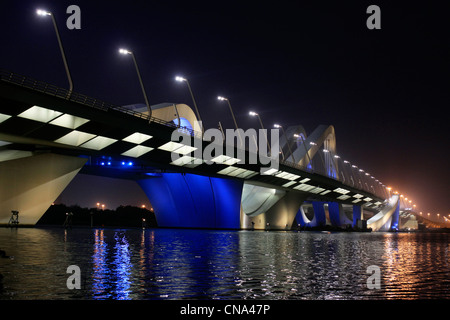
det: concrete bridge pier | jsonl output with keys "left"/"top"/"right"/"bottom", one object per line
{"left": 241, "top": 191, "right": 308, "bottom": 230}
{"left": 0, "top": 153, "right": 87, "bottom": 225}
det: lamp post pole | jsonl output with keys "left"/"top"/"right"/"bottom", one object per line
{"left": 119, "top": 48, "right": 152, "bottom": 121}
{"left": 218, "top": 96, "right": 243, "bottom": 147}
{"left": 249, "top": 111, "right": 271, "bottom": 155}
{"left": 37, "top": 9, "right": 73, "bottom": 96}
{"left": 275, "top": 124, "right": 295, "bottom": 163}
{"left": 176, "top": 76, "right": 203, "bottom": 133}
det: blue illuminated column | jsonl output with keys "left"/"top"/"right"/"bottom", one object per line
{"left": 137, "top": 173, "right": 243, "bottom": 229}
{"left": 352, "top": 205, "right": 363, "bottom": 227}
{"left": 390, "top": 199, "right": 400, "bottom": 230}
{"left": 312, "top": 201, "right": 327, "bottom": 226}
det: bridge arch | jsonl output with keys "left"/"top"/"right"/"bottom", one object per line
{"left": 289, "top": 124, "right": 339, "bottom": 179}
{"left": 123, "top": 103, "right": 201, "bottom": 132}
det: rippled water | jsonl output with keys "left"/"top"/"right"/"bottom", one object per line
{"left": 0, "top": 228, "right": 448, "bottom": 300}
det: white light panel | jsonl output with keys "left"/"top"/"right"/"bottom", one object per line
{"left": 122, "top": 132, "right": 153, "bottom": 144}
{"left": 81, "top": 136, "right": 117, "bottom": 150}
{"left": 282, "top": 181, "right": 296, "bottom": 188}
{"left": 54, "top": 130, "right": 96, "bottom": 146}
{"left": 18, "top": 105, "right": 62, "bottom": 123}
{"left": 173, "top": 145, "right": 197, "bottom": 155}
{"left": 171, "top": 156, "right": 195, "bottom": 166}
{"left": 217, "top": 166, "right": 239, "bottom": 175}
{"left": 0, "top": 113, "right": 11, "bottom": 123}
{"left": 294, "top": 184, "right": 316, "bottom": 192}
{"left": 334, "top": 187, "right": 351, "bottom": 195}
{"left": 261, "top": 168, "right": 279, "bottom": 175}
{"left": 158, "top": 141, "right": 185, "bottom": 152}
{"left": 49, "top": 114, "right": 90, "bottom": 129}
{"left": 121, "top": 145, "right": 153, "bottom": 158}
{"left": 310, "top": 187, "right": 325, "bottom": 194}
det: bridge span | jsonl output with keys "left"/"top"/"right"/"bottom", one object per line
{"left": 0, "top": 70, "right": 404, "bottom": 231}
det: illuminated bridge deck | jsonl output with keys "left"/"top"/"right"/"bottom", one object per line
{"left": 0, "top": 69, "right": 385, "bottom": 210}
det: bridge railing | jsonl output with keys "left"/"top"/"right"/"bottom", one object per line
{"left": 0, "top": 69, "right": 202, "bottom": 139}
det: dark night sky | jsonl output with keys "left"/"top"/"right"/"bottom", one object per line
{"left": 1, "top": 1, "right": 448, "bottom": 218}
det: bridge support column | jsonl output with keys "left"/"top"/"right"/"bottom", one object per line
{"left": 241, "top": 192, "right": 308, "bottom": 230}
{"left": 328, "top": 202, "right": 352, "bottom": 227}
{"left": 352, "top": 205, "right": 363, "bottom": 227}
{"left": 0, "top": 153, "right": 87, "bottom": 225}
{"left": 367, "top": 195, "right": 400, "bottom": 231}
{"left": 390, "top": 200, "right": 400, "bottom": 230}
{"left": 312, "top": 201, "right": 327, "bottom": 226}
{"left": 138, "top": 173, "right": 243, "bottom": 229}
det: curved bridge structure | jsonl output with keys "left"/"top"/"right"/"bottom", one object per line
{"left": 0, "top": 70, "right": 401, "bottom": 231}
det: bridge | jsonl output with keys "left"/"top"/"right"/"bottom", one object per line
{"left": 0, "top": 69, "right": 428, "bottom": 231}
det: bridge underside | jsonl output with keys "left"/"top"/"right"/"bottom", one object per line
{"left": 0, "top": 153, "right": 402, "bottom": 231}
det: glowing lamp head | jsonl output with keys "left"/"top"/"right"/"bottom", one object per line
{"left": 175, "top": 76, "right": 186, "bottom": 82}
{"left": 274, "top": 124, "right": 281, "bottom": 128}
{"left": 217, "top": 96, "right": 227, "bottom": 101}
{"left": 37, "top": 9, "right": 51, "bottom": 16}
{"left": 249, "top": 111, "right": 258, "bottom": 116}
{"left": 119, "top": 48, "right": 132, "bottom": 55}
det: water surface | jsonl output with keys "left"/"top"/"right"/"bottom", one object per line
{"left": 0, "top": 228, "right": 448, "bottom": 299}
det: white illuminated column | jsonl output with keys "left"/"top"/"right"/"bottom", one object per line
{"left": 119, "top": 48, "right": 152, "bottom": 120}
{"left": 37, "top": 9, "right": 73, "bottom": 96}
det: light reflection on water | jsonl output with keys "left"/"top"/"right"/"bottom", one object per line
{"left": 0, "top": 228, "right": 448, "bottom": 300}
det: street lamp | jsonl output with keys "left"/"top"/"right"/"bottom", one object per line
{"left": 294, "top": 133, "right": 312, "bottom": 169}
{"left": 249, "top": 111, "right": 271, "bottom": 154}
{"left": 274, "top": 124, "right": 295, "bottom": 163}
{"left": 119, "top": 48, "right": 152, "bottom": 120}
{"left": 36, "top": 9, "right": 73, "bottom": 96}
{"left": 175, "top": 76, "right": 202, "bottom": 131}
{"left": 217, "top": 96, "right": 242, "bottom": 147}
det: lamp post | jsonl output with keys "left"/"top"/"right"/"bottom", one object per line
{"left": 36, "top": 9, "right": 73, "bottom": 96}
{"left": 274, "top": 124, "right": 295, "bottom": 163}
{"left": 294, "top": 133, "right": 312, "bottom": 170}
{"left": 217, "top": 96, "right": 242, "bottom": 147}
{"left": 249, "top": 111, "right": 271, "bottom": 155}
{"left": 175, "top": 76, "right": 202, "bottom": 132}
{"left": 119, "top": 48, "right": 152, "bottom": 120}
